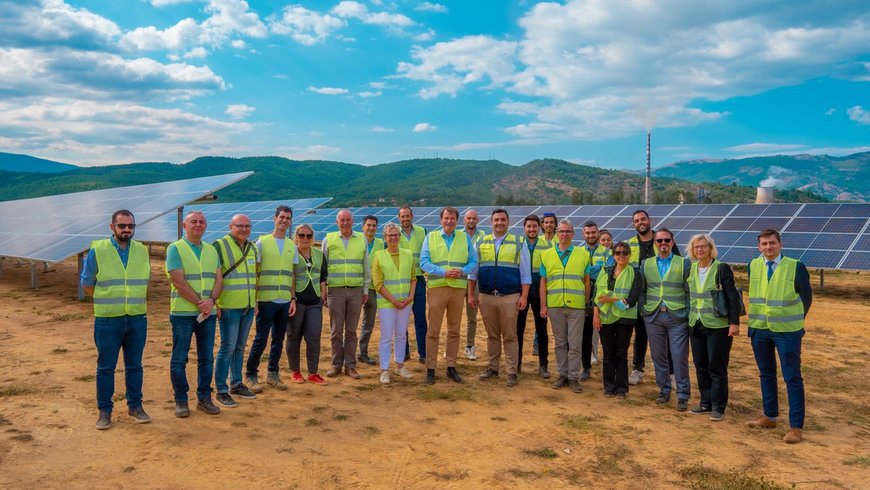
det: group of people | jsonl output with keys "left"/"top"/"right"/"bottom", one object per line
{"left": 82, "top": 205, "right": 812, "bottom": 444}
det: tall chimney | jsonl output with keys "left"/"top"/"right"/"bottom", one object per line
{"left": 644, "top": 131, "right": 651, "bottom": 205}
{"left": 756, "top": 186, "right": 774, "bottom": 204}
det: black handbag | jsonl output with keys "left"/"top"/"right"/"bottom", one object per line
{"left": 712, "top": 262, "right": 747, "bottom": 318}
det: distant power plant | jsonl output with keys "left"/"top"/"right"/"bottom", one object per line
{"left": 756, "top": 186, "right": 775, "bottom": 204}
{"left": 644, "top": 131, "right": 652, "bottom": 205}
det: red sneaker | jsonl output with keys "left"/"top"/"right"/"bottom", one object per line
{"left": 307, "top": 373, "right": 328, "bottom": 385}
{"left": 291, "top": 371, "right": 305, "bottom": 384}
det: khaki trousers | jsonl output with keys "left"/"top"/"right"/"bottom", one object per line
{"left": 426, "top": 286, "right": 466, "bottom": 370}
{"left": 478, "top": 293, "right": 520, "bottom": 375}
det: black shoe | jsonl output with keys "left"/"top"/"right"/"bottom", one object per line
{"left": 95, "top": 410, "right": 112, "bottom": 430}
{"left": 580, "top": 368, "right": 591, "bottom": 381}
{"left": 616, "top": 392, "right": 627, "bottom": 399}
{"left": 404, "top": 352, "right": 411, "bottom": 362}
{"left": 127, "top": 407, "right": 151, "bottom": 424}
{"left": 552, "top": 376, "right": 569, "bottom": 389}
{"left": 539, "top": 365, "right": 550, "bottom": 379}
{"left": 175, "top": 401, "right": 190, "bottom": 418}
{"left": 676, "top": 400, "right": 689, "bottom": 412}
{"left": 446, "top": 367, "right": 463, "bottom": 383}
{"left": 358, "top": 354, "right": 376, "bottom": 366}
{"left": 230, "top": 383, "right": 257, "bottom": 400}
{"left": 197, "top": 398, "right": 221, "bottom": 415}
{"left": 478, "top": 368, "right": 499, "bottom": 381}
{"left": 425, "top": 369, "right": 435, "bottom": 385}
{"left": 569, "top": 379, "right": 582, "bottom": 394}
{"left": 216, "top": 393, "right": 237, "bottom": 408}
{"left": 516, "top": 364, "right": 522, "bottom": 374}
{"left": 418, "top": 356, "right": 426, "bottom": 365}
{"left": 506, "top": 374, "right": 518, "bottom": 387}
{"left": 656, "top": 393, "right": 670, "bottom": 404}
{"left": 689, "top": 405, "right": 712, "bottom": 415}
{"left": 604, "top": 391, "right": 615, "bottom": 398}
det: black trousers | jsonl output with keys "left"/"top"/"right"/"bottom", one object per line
{"left": 582, "top": 312, "right": 594, "bottom": 370}
{"left": 600, "top": 320, "right": 634, "bottom": 395}
{"left": 690, "top": 323, "right": 733, "bottom": 414}
{"left": 631, "top": 314, "right": 647, "bottom": 372}
{"left": 517, "top": 294, "right": 549, "bottom": 368}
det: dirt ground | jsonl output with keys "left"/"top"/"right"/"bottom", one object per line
{"left": 0, "top": 256, "right": 868, "bottom": 489}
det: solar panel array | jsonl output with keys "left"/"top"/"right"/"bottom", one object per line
{"left": 299, "top": 203, "right": 870, "bottom": 271}
{"left": 0, "top": 172, "right": 253, "bottom": 263}
{"left": 134, "top": 197, "right": 333, "bottom": 244}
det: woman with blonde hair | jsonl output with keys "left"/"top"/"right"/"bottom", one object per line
{"left": 686, "top": 233, "right": 741, "bottom": 421}
{"left": 286, "top": 224, "right": 328, "bottom": 385}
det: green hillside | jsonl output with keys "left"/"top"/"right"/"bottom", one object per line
{"left": 0, "top": 156, "right": 826, "bottom": 205}
{"left": 0, "top": 152, "right": 78, "bottom": 173}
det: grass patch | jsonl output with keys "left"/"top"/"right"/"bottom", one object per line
{"left": 49, "top": 312, "right": 89, "bottom": 322}
{"left": 362, "top": 426, "right": 381, "bottom": 436}
{"left": 333, "top": 414, "right": 349, "bottom": 421}
{"left": 123, "top": 466, "right": 135, "bottom": 473}
{"left": 10, "top": 433, "right": 34, "bottom": 442}
{"left": 312, "top": 405, "right": 328, "bottom": 413}
{"left": 416, "top": 386, "right": 476, "bottom": 402}
{"left": 427, "top": 470, "right": 468, "bottom": 481}
{"left": 276, "top": 447, "right": 294, "bottom": 454}
{"left": 231, "top": 422, "right": 248, "bottom": 428}
{"left": 51, "top": 348, "right": 68, "bottom": 354}
{"left": 354, "top": 384, "right": 378, "bottom": 392}
{"left": 74, "top": 374, "right": 95, "bottom": 382}
{"left": 561, "top": 414, "right": 600, "bottom": 431}
{"left": 304, "top": 418, "right": 322, "bottom": 427}
{"left": 491, "top": 416, "right": 507, "bottom": 421}
{"left": 522, "top": 447, "right": 558, "bottom": 459}
{"left": 0, "top": 385, "right": 36, "bottom": 397}
{"left": 842, "top": 456, "right": 870, "bottom": 467}
{"left": 678, "top": 464, "right": 789, "bottom": 490}
{"left": 507, "top": 468, "right": 538, "bottom": 479}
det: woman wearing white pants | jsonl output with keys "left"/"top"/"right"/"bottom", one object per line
{"left": 373, "top": 223, "right": 417, "bottom": 384}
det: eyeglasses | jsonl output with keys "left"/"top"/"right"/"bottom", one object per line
{"left": 613, "top": 251, "right": 629, "bottom": 256}
{"left": 115, "top": 223, "right": 136, "bottom": 229}
{"left": 385, "top": 234, "right": 400, "bottom": 238}
{"left": 232, "top": 224, "right": 252, "bottom": 229}
{"left": 557, "top": 229, "right": 573, "bottom": 234}
{"left": 296, "top": 233, "right": 313, "bottom": 239}
{"left": 655, "top": 238, "right": 672, "bottom": 244}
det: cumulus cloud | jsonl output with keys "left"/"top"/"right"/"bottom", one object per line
{"left": 184, "top": 46, "right": 208, "bottom": 58}
{"left": 225, "top": 103, "right": 254, "bottom": 119}
{"left": 307, "top": 86, "right": 349, "bottom": 95}
{"left": 268, "top": 5, "right": 344, "bottom": 46}
{"left": 332, "top": 1, "right": 414, "bottom": 27}
{"left": 358, "top": 90, "right": 382, "bottom": 97}
{"left": 231, "top": 39, "right": 246, "bottom": 48}
{"left": 0, "top": 0, "right": 121, "bottom": 50}
{"left": 847, "top": 105, "right": 870, "bottom": 124}
{"left": 415, "top": 3, "right": 447, "bottom": 13}
{"left": 396, "top": 0, "right": 870, "bottom": 141}
{"left": 825, "top": 107, "right": 836, "bottom": 116}
{"left": 370, "top": 125, "right": 394, "bottom": 132}
{"left": 413, "top": 122, "right": 437, "bottom": 132}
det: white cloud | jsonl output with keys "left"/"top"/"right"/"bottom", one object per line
{"left": 370, "top": 125, "right": 394, "bottom": 132}
{"left": 725, "top": 143, "right": 807, "bottom": 153}
{"left": 825, "top": 107, "right": 836, "bottom": 116}
{"left": 268, "top": 5, "right": 344, "bottom": 46}
{"left": 225, "top": 103, "right": 254, "bottom": 119}
{"left": 358, "top": 90, "right": 382, "bottom": 97}
{"left": 416, "top": 3, "right": 448, "bottom": 13}
{"left": 0, "top": 0, "right": 121, "bottom": 50}
{"left": 231, "top": 39, "right": 246, "bottom": 48}
{"left": 847, "top": 105, "right": 870, "bottom": 125}
{"left": 307, "top": 86, "right": 349, "bottom": 95}
{"left": 150, "top": 0, "right": 196, "bottom": 6}
{"left": 414, "top": 28, "right": 435, "bottom": 42}
{"left": 331, "top": 1, "right": 414, "bottom": 27}
{"left": 369, "top": 81, "right": 387, "bottom": 89}
{"left": 413, "top": 122, "right": 437, "bottom": 132}
{"left": 183, "top": 46, "right": 208, "bottom": 58}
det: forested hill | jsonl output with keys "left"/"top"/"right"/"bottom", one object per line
{"left": 0, "top": 156, "right": 825, "bottom": 206}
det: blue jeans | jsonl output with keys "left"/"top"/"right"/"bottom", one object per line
{"left": 94, "top": 314, "right": 147, "bottom": 412}
{"left": 749, "top": 328, "right": 805, "bottom": 429}
{"left": 170, "top": 314, "right": 216, "bottom": 403}
{"left": 247, "top": 301, "right": 290, "bottom": 377}
{"left": 215, "top": 308, "right": 255, "bottom": 393}
{"left": 644, "top": 311, "right": 691, "bottom": 401}
{"left": 411, "top": 276, "right": 427, "bottom": 358}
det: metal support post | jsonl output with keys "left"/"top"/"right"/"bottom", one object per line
{"left": 77, "top": 252, "right": 85, "bottom": 301}
{"left": 31, "top": 262, "right": 38, "bottom": 290}
{"left": 819, "top": 269, "right": 825, "bottom": 291}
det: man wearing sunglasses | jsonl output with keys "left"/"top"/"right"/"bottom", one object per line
{"left": 638, "top": 228, "right": 692, "bottom": 411}
{"left": 81, "top": 210, "right": 151, "bottom": 430}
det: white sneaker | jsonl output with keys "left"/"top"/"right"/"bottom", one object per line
{"left": 629, "top": 370, "right": 643, "bottom": 385}
{"left": 379, "top": 371, "right": 390, "bottom": 385}
{"left": 465, "top": 345, "right": 477, "bottom": 360}
{"left": 397, "top": 367, "right": 414, "bottom": 379}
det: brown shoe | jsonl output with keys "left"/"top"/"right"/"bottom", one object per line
{"left": 783, "top": 428, "right": 802, "bottom": 444}
{"left": 746, "top": 416, "right": 777, "bottom": 429}
{"left": 325, "top": 367, "right": 341, "bottom": 378}
{"left": 345, "top": 368, "right": 361, "bottom": 379}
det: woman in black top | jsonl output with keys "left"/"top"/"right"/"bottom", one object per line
{"left": 287, "top": 224, "right": 329, "bottom": 385}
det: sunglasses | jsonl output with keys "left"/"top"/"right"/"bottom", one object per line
{"left": 655, "top": 238, "right": 672, "bottom": 244}
{"left": 613, "top": 251, "right": 629, "bottom": 256}
{"left": 115, "top": 223, "right": 136, "bottom": 229}
{"left": 296, "top": 233, "right": 313, "bottom": 239}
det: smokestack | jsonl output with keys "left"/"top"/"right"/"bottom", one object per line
{"left": 644, "top": 132, "right": 651, "bottom": 205}
{"left": 756, "top": 186, "right": 774, "bottom": 204}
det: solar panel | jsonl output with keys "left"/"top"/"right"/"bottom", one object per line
{"left": 0, "top": 172, "right": 253, "bottom": 263}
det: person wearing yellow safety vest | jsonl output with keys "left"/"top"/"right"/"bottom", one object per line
{"left": 322, "top": 209, "right": 372, "bottom": 379}
{"left": 638, "top": 227, "right": 692, "bottom": 412}
{"left": 516, "top": 214, "right": 553, "bottom": 379}
{"left": 358, "top": 215, "right": 385, "bottom": 366}
{"left": 539, "top": 219, "right": 592, "bottom": 394}
{"left": 420, "top": 206, "right": 479, "bottom": 385}
{"left": 627, "top": 210, "right": 682, "bottom": 386}
{"left": 745, "top": 229, "right": 813, "bottom": 444}
{"left": 463, "top": 208, "right": 486, "bottom": 361}
{"left": 592, "top": 241, "right": 641, "bottom": 399}
{"left": 81, "top": 209, "right": 151, "bottom": 430}
{"left": 373, "top": 223, "right": 417, "bottom": 385}
{"left": 685, "top": 234, "right": 741, "bottom": 422}
{"left": 469, "top": 209, "right": 531, "bottom": 387}
{"left": 398, "top": 205, "right": 428, "bottom": 363}
{"left": 534, "top": 212, "right": 559, "bottom": 358}
{"left": 580, "top": 220, "right": 610, "bottom": 381}
{"left": 166, "top": 210, "right": 224, "bottom": 418}
{"left": 246, "top": 206, "right": 297, "bottom": 393}
{"left": 287, "top": 224, "right": 328, "bottom": 385}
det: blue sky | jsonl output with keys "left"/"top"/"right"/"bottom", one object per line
{"left": 0, "top": 0, "right": 868, "bottom": 169}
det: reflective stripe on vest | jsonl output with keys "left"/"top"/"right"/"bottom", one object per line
{"left": 92, "top": 239, "right": 150, "bottom": 317}
{"left": 478, "top": 233, "right": 521, "bottom": 294}
{"left": 628, "top": 236, "right": 641, "bottom": 266}
{"left": 748, "top": 256, "right": 804, "bottom": 332}
{"left": 376, "top": 249, "right": 413, "bottom": 309}
{"left": 326, "top": 231, "right": 366, "bottom": 287}
{"left": 643, "top": 256, "right": 688, "bottom": 312}
{"left": 594, "top": 265, "right": 636, "bottom": 324}
{"left": 216, "top": 236, "right": 257, "bottom": 309}
{"left": 168, "top": 240, "right": 218, "bottom": 313}
{"left": 688, "top": 261, "right": 727, "bottom": 328}
{"left": 520, "top": 235, "right": 553, "bottom": 272}
{"left": 427, "top": 229, "right": 469, "bottom": 289}
{"left": 257, "top": 234, "right": 296, "bottom": 302}
{"left": 398, "top": 224, "right": 426, "bottom": 276}
{"left": 541, "top": 246, "right": 588, "bottom": 308}
{"left": 294, "top": 248, "right": 323, "bottom": 296}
